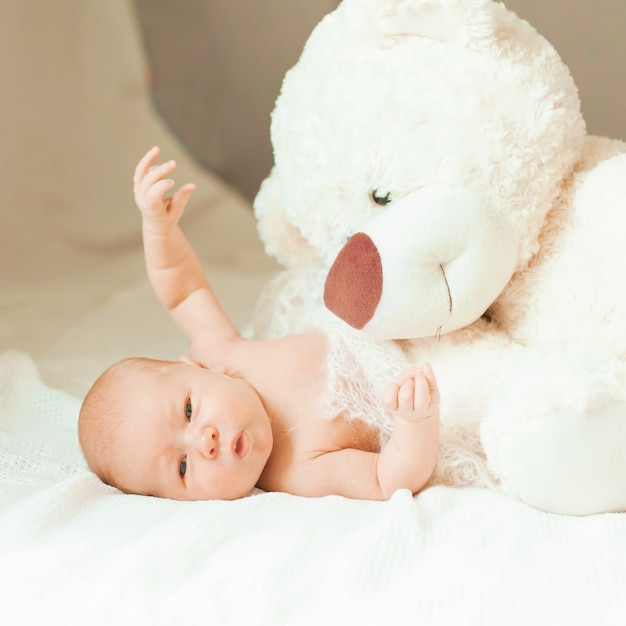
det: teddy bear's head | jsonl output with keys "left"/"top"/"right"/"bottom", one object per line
{"left": 254, "top": 0, "right": 586, "bottom": 339}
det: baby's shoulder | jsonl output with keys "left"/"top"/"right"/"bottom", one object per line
{"left": 265, "top": 332, "right": 329, "bottom": 377}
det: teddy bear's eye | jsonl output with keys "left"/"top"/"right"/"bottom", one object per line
{"left": 370, "top": 189, "right": 392, "bottom": 206}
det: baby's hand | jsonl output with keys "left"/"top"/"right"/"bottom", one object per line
{"left": 133, "top": 146, "right": 196, "bottom": 234}
{"left": 381, "top": 363, "right": 440, "bottom": 422}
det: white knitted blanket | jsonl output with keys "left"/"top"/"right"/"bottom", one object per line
{"left": 0, "top": 351, "right": 86, "bottom": 506}
{"left": 2, "top": 349, "right": 626, "bottom": 626}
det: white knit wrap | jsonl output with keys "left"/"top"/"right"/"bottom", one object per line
{"left": 253, "top": 268, "right": 496, "bottom": 489}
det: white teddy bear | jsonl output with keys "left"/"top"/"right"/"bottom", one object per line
{"left": 253, "top": 0, "right": 626, "bottom": 515}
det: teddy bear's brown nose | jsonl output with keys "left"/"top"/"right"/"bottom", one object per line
{"left": 323, "top": 232, "right": 383, "bottom": 329}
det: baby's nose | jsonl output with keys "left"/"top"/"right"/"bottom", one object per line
{"left": 198, "top": 425, "right": 218, "bottom": 459}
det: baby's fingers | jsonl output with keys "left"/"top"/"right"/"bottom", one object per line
{"left": 382, "top": 367, "right": 420, "bottom": 412}
{"left": 381, "top": 382, "right": 400, "bottom": 412}
{"left": 397, "top": 377, "right": 418, "bottom": 411}
{"left": 420, "top": 363, "right": 440, "bottom": 404}
{"left": 410, "top": 372, "right": 432, "bottom": 410}
{"left": 144, "top": 178, "right": 175, "bottom": 208}
{"left": 381, "top": 377, "right": 420, "bottom": 413}
{"left": 133, "top": 146, "right": 160, "bottom": 187}
{"left": 167, "top": 183, "right": 196, "bottom": 221}
{"left": 384, "top": 364, "right": 439, "bottom": 421}
{"left": 138, "top": 161, "right": 178, "bottom": 197}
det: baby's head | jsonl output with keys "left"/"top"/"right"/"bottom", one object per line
{"left": 79, "top": 357, "right": 273, "bottom": 500}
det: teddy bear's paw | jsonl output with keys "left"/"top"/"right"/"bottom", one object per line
{"left": 480, "top": 343, "right": 626, "bottom": 515}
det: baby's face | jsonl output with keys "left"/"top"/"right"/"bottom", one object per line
{"left": 112, "top": 360, "right": 273, "bottom": 500}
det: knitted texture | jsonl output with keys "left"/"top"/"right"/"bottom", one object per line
{"left": 0, "top": 350, "right": 85, "bottom": 507}
{"left": 254, "top": 269, "right": 495, "bottom": 489}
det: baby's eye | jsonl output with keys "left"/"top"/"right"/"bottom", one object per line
{"left": 185, "top": 400, "right": 192, "bottom": 420}
{"left": 179, "top": 456, "right": 187, "bottom": 478}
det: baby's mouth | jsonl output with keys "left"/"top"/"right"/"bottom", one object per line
{"left": 233, "top": 431, "right": 251, "bottom": 459}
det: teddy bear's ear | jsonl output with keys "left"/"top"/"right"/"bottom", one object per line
{"left": 342, "top": 0, "right": 496, "bottom": 45}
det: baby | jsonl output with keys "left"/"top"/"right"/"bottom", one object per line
{"left": 78, "top": 147, "right": 440, "bottom": 501}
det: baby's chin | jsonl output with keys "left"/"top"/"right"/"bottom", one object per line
{"left": 194, "top": 463, "right": 267, "bottom": 501}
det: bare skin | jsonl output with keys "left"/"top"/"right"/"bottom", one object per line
{"left": 94, "top": 146, "right": 441, "bottom": 501}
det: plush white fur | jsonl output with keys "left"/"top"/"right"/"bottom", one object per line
{"left": 254, "top": 0, "right": 626, "bottom": 514}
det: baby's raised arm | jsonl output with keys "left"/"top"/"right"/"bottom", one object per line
{"left": 133, "top": 147, "right": 240, "bottom": 349}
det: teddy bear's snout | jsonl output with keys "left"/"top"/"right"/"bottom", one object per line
{"left": 323, "top": 232, "right": 383, "bottom": 330}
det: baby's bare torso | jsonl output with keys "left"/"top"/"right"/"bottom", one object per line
{"left": 216, "top": 333, "right": 380, "bottom": 493}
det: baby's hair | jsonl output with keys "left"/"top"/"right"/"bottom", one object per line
{"left": 78, "top": 357, "right": 173, "bottom": 492}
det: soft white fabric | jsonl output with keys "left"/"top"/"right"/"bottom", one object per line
{"left": 0, "top": 351, "right": 84, "bottom": 507}
{"left": 2, "top": 350, "right": 626, "bottom": 626}
{"left": 2, "top": 1, "right": 626, "bottom": 624}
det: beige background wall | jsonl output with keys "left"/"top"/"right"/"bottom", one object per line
{"left": 132, "top": 1, "right": 625, "bottom": 200}
{"left": 132, "top": 1, "right": 339, "bottom": 200}
{"left": 506, "top": 0, "right": 626, "bottom": 143}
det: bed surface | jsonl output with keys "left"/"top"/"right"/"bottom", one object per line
{"left": 1, "top": 2, "right": 626, "bottom": 625}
